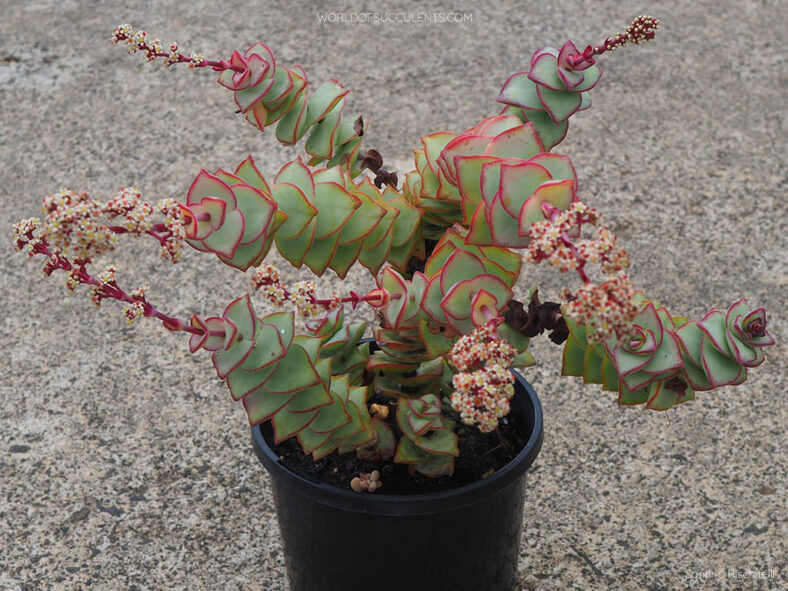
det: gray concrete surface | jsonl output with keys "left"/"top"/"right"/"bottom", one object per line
{"left": 1, "top": 0, "right": 786, "bottom": 589}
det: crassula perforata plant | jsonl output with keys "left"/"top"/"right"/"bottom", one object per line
{"left": 13, "top": 16, "right": 775, "bottom": 485}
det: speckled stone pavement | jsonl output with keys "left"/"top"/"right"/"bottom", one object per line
{"left": 1, "top": 1, "right": 786, "bottom": 589}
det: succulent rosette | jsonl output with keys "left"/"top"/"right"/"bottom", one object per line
{"left": 180, "top": 157, "right": 285, "bottom": 271}
{"left": 498, "top": 41, "right": 601, "bottom": 149}
{"left": 676, "top": 300, "right": 774, "bottom": 390}
{"left": 188, "top": 294, "right": 258, "bottom": 379}
{"left": 437, "top": 115, "right": 542, "bottom": 190}
{"left": 366, "top": 230, "right": 531, "bottom": 402}
{"left": 563, "top": 298, "right": 775, "bottom": 411}
{"left": 180, "top": 151, "right": 424, "bottom": 279}
{"left": 405, "top": 115, "right": 548, "bottom": 235}
{"left": 604, "top": 302, "right": 683, "bottom": 395}
{"left": 217, "top": 43, "right": 277, "bottom": 107}
{"left": 190, "top": 300, "right": 377, "bottom": 461}
{"left": 368, "top": 228, "right": 521, "bottom": 336}
{"left": 394, "top": 394, "right": 459, "bottom": 477}
{"left": 269, "top": 157, "right": 359, "bottom": 275}
{"left": 419, "top": 229, "right": 520, "bottom": 335}
{"left": 432, "top": 114, "right": 579, "bottom": 248}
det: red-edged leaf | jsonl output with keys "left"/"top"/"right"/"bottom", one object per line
{"left": 233, "top": 184, "right": 277, "bottom": 245}
{"left": 536, "top": 84, "right": 583, "bottom": 124}
{"left": 187, "top": 170, "right": 236, "bottom": 207}
{"left": 313, "top": 181, "right": 360, "bottom": 239}
{"left": 234, "top": 156, "right": 270, "bottom": 192}
{"left": 264, "top": 344, "right": 321, "bottom": 393}
{"left": 527, "top": 52, "right": 565, "bottom": 91}
{"left": 439, "top": 250, "right": 486, "bottom": 293}
{"left": 498, "top": 162, "right": 552, "bottom": 217}
{"left": 518, "top": 179, "right": 576, "bottom": 235}
{"left": 201, "top": 208, "right": 245, "bottom": 257}
{"left": 484, "top": 124, "right": 544, "bottom": 160}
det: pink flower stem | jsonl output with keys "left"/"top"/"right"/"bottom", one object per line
{"left": 566, "top": 15, "right": 659, "bottom": 70}
{"left": 560, "top": 232, "right": 591, "bottom": 285}
{"left": 105, "top": 223, "right": 176, "bottom": 250}
{"left": 542, "top": 203, "right": 591, "bottom": 284}
{"left": 567, "top": 46, "right": 601, "bottom": 69}
{"left": 113, "top": 31, "right": 243, "bottom": 72}
{"left": 254, "top": 273, "right": 395, "bottom": 312}
{"left": 32, "top": 239, "right": 201, "bottom": 335}
{"left": 312, "top": 292, "right": 392, "bottom": 309}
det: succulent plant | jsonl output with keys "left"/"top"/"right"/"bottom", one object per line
{"left": 180, "top": 154, "right": 423, "bottom": 277}
{"left": 676, "top": 300, "right": 775, "bottom": 391}
{"left": 562, "top": 298, "right": 774, "bottom": 411}
{"left": 13, "top": 16, "right": 774, "bottom": 487}
{"left": 498, "top": 14, "right": 659, "bottom": 150}
{"left": 215, "top": 40, "right": 365, "bottom": 173}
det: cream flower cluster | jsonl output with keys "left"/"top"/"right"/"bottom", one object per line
{"left": 12, "top": 217, "right": 41, "bottom": 256}
{"left": 524, "top": 202, "right": 629, "bottom": 275}
{"left": 291, "top": 281, "right": 319, "bottom": 318}
{"left": 250, "top": 263, "right": 340, "bottom": 317}
{"left": 111, "top": 24, "right": 162, "bottom": 61}
{"left": 104, "top": 188, "right": 154, "bottom": 235}
{"left": 112, "top": 24, "right": 204, "bottom": 69}
{"left": 600, "top": 15, "right": 660, "bottom": 52}
{"left": 156, "top": 198, "right": 188, "bottom": 263}
{"left": 251, "top": 263, "right": 288, "bottom": 307}
{"left": 19, "top": 188, "right": 186, "bottom": 265}
{"left": 40, "top": 189, "right": 119, "bottom": 260}
{"left": 449, "top": 321, "right": 517, "bottom": 433}
{"left": 122, "top": 301, "right": 146, "bottom": 324}
{"left": 449, "top": 321, "right": 516, "bottom": 371}
{"left": 89, "top": 265, "right": 117, "bottom": 307}
{"left": 561, "top": 272, "right": 640, "bottom": 343}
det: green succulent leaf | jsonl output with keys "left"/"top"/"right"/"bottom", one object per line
{"left": 313, "top": 181, "right": 360, "bottom": 239}
{"left": 263, "top": 344, "right": 321, "bottom": 393}
{"left": 498, "top": 72, "right": 543, "bottom": 110}
{"left": 618, "top": 385, "right": 650, "bottom": 406}
{"left": 562, "top": 333, "right": 586, "bottom": 377}
{"left": 304, "top": 80, "right": 349, "bottom": 128}
{"left": 357, "top": 417, "right": 396, "bottom": 461}
{"left": 243, "top": 389, "right": 295, "bottom": 426}
{"left": 528, "top": 52, "right": 565, "bottom": 91}
{"left": 227, "top": 363, "right": 277, "bottom": 401}
{"left": 241, "top": 323, "right": 286, "bottom": 372}
{"left": 537, "top": 85, "right": 583, "bottom": 124}
{"left": 518, "top": 108, "right": 569, "bottom": 150}
{"left": 305, "top": 103, "right": 343, "bottom": 160}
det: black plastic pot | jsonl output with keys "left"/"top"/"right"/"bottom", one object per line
{"left": 251, "top": 371, "right": 543, "bottom": 591}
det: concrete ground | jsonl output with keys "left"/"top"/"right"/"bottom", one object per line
{"left": 1, "top": 0, "right": 786, "bottom": 589}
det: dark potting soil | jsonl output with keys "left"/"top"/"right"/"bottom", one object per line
{"left": 264, "top": 400, "right": 530, "bottom": 495}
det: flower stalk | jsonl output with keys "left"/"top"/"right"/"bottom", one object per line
{"left": 112, "top": 24, "right": 240, "bottom": 71}
{"left": 14, "top": 230, "right": 197, "bottom": 334}
{"left": 565, "top": 15, "right": 660, "bottom": 70}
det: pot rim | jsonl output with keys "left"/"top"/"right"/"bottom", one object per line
{"left": 251, "top": 371, "right": 543, "bottom": 515}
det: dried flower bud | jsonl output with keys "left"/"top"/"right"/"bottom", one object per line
{"left": 350, "top": 470, "right": 382, "bottom": 493}
{"left": 369, "top": 403, "right": 389, "bottom": 418}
